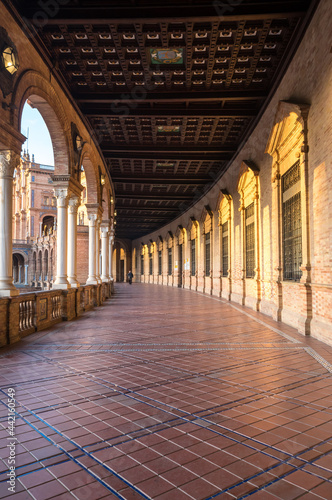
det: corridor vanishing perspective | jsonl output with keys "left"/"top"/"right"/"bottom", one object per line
{"left": 1, "top": 284, "right": 332, "bottom": 499}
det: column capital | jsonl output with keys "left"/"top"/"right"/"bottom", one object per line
{"left": 54, "top": 188, "right": 69, "bottom": 208}
{"left": 0, "top": 150, "right": 20, "bottom": 178}
{"left": 68, "top": 195, "right": 80, "bottom": 215}
{"left": 100, "top": 220, "right": 110, "bottom": 236}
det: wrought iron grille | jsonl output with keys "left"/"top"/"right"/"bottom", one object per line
{"left": 149, "top": 253, "right": 153, "bottom": 275}
{"left": 282, "top": 161, "right": 300, "bottom": 191}
{"left": 221, "top": 221, "right": 229, "bottom": 277}
{"left": 283, "top": 192, "right": 302, "bottom": 281}
{"left": 158, "top": 250, "right": 162, "bottom": 275}
{"left": 141, "top": 254, "right": 144, "bottom": 275}
{"left": 191, "top": 239, "right": 196, "bottom": 276}
{"left": 168, "top": 247, "right": 172, "bottom": 275}
{"left": 205, "top": 232, "right": 211, "bottom": 277}
{"left": 245, "top": 203, "right": 255, "bottom": 278}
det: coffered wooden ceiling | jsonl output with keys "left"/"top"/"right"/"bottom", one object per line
{"left": 10, "top": 0, "right": 319, "bottom": 239}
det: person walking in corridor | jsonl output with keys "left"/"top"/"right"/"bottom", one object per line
{"left": 127, "top": 270, "right": 133, "bottom": 284}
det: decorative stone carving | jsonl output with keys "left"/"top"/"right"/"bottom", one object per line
{"left": 0, "top": 150, "right": 19, "bottom": 178}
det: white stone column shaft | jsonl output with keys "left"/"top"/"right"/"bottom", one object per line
{"left": 101, "top": 223, "right": 109, "bottom": 282}
{"left": 95, "top": 218, "right": 101, "bottom": 283}
{"left": 24, "top": 264, "right": 28, "bottom": 285}
{"left": 53, "top": 188, "right": 70, "bottom": 289}
{"left": 86, "top": 213, "right": 98, "bottom": 285}
{"left": 18, "top": 265, "right": 22, "bottom": 284}
{"left": 67, "top": 196, "right": 80, "bottom": 287}
{"left": 108, "top": 232, "right": 114, "bottom": 281}
{"left": 0, "top": 151, "right": 19, "bottom": 296}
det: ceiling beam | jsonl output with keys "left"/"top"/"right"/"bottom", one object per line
{"left": 112, "top": 177, "right": 212, "bottom": 185}
{"left": 117, "top": 206, "right": 179, "bottom": 212}
{"left": 77, "top": 90, "right": 267, "bottom": 104}
{"left": 117, "top": 215, "right": 173, "bottom": 220}
{"left": 116, "top": 194, "right": 193, "bottom": 201}
{"left": 105, "top": 151, "right": 230, "bottom": 161}
{"left": 22, "top": 2, "right": 307, "bottom": 24}
{"left": 85, "top": 108, "right": 256, "bottom": 118}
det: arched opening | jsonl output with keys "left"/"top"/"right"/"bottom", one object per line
{"left": 12, "top": 253, "right": 25, "bottom": 284}
{"left": 50, "top": 249, "right": 54, "bottom": 282}
{"left": 32, "top": 252, "right": 37, "bottom": 283}
{"left": 21, "top": 100, "right": 54, "bottom": 166}
{"left": 44, "top": 249, "right": 49, "bottom": 280}
{"left": 42, "top": 215, "right": 55, "bottom": 236}
{"left": 38, "top": 250, "right": 42, "bottom": 285}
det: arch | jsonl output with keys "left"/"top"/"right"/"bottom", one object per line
{"left": 32, "top": 252, "right": 37, "bottom": 280}
{"left": 41, "top": 215, "right": 55, "bottom": 235}
{"left": 44, "top": 249, "right": 49, "bottom": 279}
{"left": 80, "top": 144, "right": 100, "bottom": 205}
{"left": 12, "top": 252, "right": 25, "bottom": 284}
{"left": 13, "top": 70, "right": 72, "bottom": 175}
{"left": 218, "top": 190, "right": 233, "bottom": 282}
{"left": 200, "top": 205, "right": 213, "bottom": 235}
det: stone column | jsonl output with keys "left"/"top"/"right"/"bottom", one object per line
{"left": 86, "top": 211, "right": 98, "bottom": 285}
{"left": 0, "top": 151, "right": 19, "bottom": 297}
{"left": 67, "top": 196, "right": 80, "bottom": 287}
{"left": 100, "top": 222, "right": 109, "bottom": 282}
{"left": 24, "top": 264, "right": 28, "bottom": 285}
{"left": 53, "top": 188, "right": 71, "bottom": 289}
{"left": 97, "top": 218, "right": 102, "bottom": 283}
{"left": 18, "top": 265, "right": 22, "bottom": 284}
{"left": 108, "top": 229, "right": 114, "bottom": 281}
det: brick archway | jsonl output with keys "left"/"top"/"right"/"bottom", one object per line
{"left": 13, "top": 71, "right": 72, "bottom": 176}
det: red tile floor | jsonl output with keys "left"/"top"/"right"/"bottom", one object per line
{"left": 1, "top": 284, "right": 332, "bottom": 499}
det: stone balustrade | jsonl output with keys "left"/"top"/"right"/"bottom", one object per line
{"left": 0, "top": 282, "right": 112, "bottom": 347}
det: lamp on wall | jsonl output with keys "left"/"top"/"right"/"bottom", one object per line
{"left": 1, "top": 45, "right": 19, "bottom": 74}
{"left": 100, "top": 174, "right": 106, "bottom": 185}
{"left": 0, "top": 28, "right": 20, "bottom": 97}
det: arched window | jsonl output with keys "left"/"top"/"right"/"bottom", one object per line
{"left": 218, "top": 190, "right": 232, "bottom": 278}
{"left": 157, "top": 236, "right": 163, "bottom": 276}
{"left": 201, "top": 206, "right": 213, "bottom": 278}
{"left": 237, "top": 160, "right": 260, "bottom": 281}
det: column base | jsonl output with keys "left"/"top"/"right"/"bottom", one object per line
{"left": 53, "top": 279, "right": 71, "bottom": 290}
{"left": 86, "top": 278, "right": 98, "bottom": 285}
{"left": 0, "top": 284, "right": 19, "bottom": 297}
{"left": 68, "top": 278, "right": 80, "bottom": 288}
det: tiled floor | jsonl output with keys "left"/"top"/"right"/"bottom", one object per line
{"left": 1, "top": 284, "right": 332, "bottom": 500}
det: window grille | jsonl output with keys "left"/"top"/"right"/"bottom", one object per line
{"left": 282, "top": 162, "right": 302, "bottom": 281}
{"left": 205, "top": 232, "right": 211, "bottom": 277}
{"left": 245, "top": 203, "right": 255, "bottom": 278}
{"left": 168, "top": 247, "right": 172, "bottom": 275}
{"left": 222, "top": 221, "right": 228, "bottom": 277}
{"left": 149, "top": 252, "right": 153, "bottom": 275}
{"left": 191, "top": 239, "right": 196, "bottom": 276}
{"left": 31, "top": 190, "right": 34, "bottom": 208}
{"left": 158, "top": 250, "right": 162, "bottom": 275}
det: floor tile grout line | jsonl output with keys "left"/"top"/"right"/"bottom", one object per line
{"left": 0, "top": 393, "right": 151, "bottom": 499}
{"left": 180, "top": 287, "right": 302, "bottom": 344}
{"left": 16, "top": 354, "right": 324, "bottom": 466}
{"left": 25, "top": 350, "right": 332, "bottom": 461}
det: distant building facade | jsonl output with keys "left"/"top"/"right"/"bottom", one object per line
{"left": 12, "top": 152, "right": 57, "bottom": 289}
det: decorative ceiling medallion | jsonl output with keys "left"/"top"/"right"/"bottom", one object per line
{"left": 157, "top": 162, "right": 175, "bottom": 167}
{"left": 150, "top": 48, "right": 183, "bottom": 65}
{"left": 157, "top": 125, "right": 180, "bottom": 133}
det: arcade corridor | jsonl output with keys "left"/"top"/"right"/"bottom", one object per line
{"left": 1, "top": 284, "right": 332, "bottom": 499}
